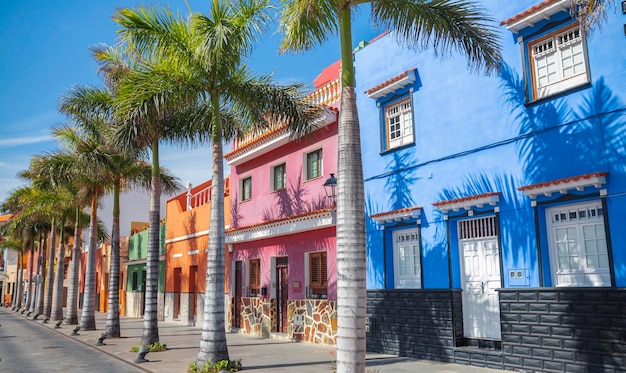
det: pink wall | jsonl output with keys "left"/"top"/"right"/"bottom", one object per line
{"left": 231, "top": 226, "right": 336, "bottom": 300}
{"left": 229, "top": 121, "right": 338, "bottom": 228}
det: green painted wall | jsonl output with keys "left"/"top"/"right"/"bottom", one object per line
{"left": 126, "top": 223, "right": 166, "bottom": 293}
{"left": 126, "top": 261, "right": 165, "bottom": 293}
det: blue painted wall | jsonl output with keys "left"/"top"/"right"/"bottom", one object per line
{"left": 355, "top": 1, "right": 626, "bottom": 289}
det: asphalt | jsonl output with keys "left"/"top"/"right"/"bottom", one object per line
{"left": 2, "top": 306, "right": 506, "bottom": 373}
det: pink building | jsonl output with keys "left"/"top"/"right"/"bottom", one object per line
{"left": 224, "top": 62, "right": 340, "bottom": 344}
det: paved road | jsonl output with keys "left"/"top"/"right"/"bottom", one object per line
{"left": 0, "top": 309, "right": 146, "bottom": 373}
{"left": 0, "top": 306, "right": 506, "bottom": 373}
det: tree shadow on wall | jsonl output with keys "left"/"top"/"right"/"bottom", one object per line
{"left": 499, "top": 64, "right": 626, "bottom": 182}
{"left": 365, "top": 194, "right": 384, "bottom": 288}
{"left": 262, "top": 173, "right": 328, "bottom": 222}
{"left": 230, "top": 193, "right": 242, "bottom": 229}
{"left": 384, "top": 150, "right": 417, "bottom": 211}
{"left": 433, "top": 172, "right": 534, "bottom": 277}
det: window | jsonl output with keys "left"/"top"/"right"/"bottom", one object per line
{"left": 309, "top": 251, "right": 328, "bottom": 297}
{"left": 393, "top": 228, "right": 421, "bottom": 288}
{"left": 272, "top": 163, "right": 286, "bottom": 191}
{"left": 240, "top": 176, "right": 252, "bottom": 201}
{"left": 528, "top": 23, "right": 589, "bottom": 100}
{"left": 132, "top": 272, "right": 138, "bottom": 291}
{"left": 546, "top": 201, "right": 609, "bottom": 287}
{"left": 384, "top": 98, "right": 414, "bottom": 151}
{"left": 305, "top": 149, "right": 322, "bottom": 180}
{"left": 249, "top": 259, "right": 260, "bottom": 296}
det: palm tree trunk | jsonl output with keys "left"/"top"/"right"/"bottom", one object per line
{"left": 26, "top": 243, "right": 35, "bottom": 312}
{"left": 51, "top": 221, "right": 66, "bottom": 321}
{"left": 197, "top": 91, "right": 229, "bottom": 366}
{"left": 65, "top": 208, "right": 82, "bottom": 324}
{"left": 336, "top": 9, "right": 367, "bottom": 373}
{"left": 107, "top": 181, "right": 122, "bottom": 338}
{"left": 81, "top": 193, "right": 99, "bottom": 330}
{"left": 141, "top": 140, "right": 161, "bottom": 347}
{"left": 13, "top": 250, "right": 24, "bottom": 309}
{"left": 35, "top": 232, "right": 47, "bottom": 316}
{"left": 44, "top": 219, "right": 57, "bottom": 317}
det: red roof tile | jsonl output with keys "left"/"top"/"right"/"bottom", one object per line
{"left": 364, "top": 68, "right": 417, "bottom": 95}
{"left": 432, "top": 192, "right": 501, "bottom": 207}
{"left": 224, "top": 107, "right": 338, "bottom": 160}
{"left": 225, "top": 208, "right": 334, "bottom": 234}
{"left": 500, "top": 0, "right": 564, "bottom": 26}
{"left": 517, "top": 172, "right": 608, "bottom": 191}
{"left": 370, "top": 206, "right": 421, "bottom": 219}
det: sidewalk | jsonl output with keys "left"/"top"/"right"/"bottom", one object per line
{"left": 15, "top": 308, "right": 505, "bottom": 373}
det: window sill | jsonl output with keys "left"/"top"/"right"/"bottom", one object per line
{"left": 379, "top": 141, "right": 416, "bottom": 155}
{"left": 526, "top": 81, "right": 591, "bottom": 106}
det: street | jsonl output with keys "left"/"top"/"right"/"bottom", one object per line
{"left": 0, "top": 309, "right": 146, "bottom": 373}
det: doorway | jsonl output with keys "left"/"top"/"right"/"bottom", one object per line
{"left": 276, "top": 257, "right": 289, "bottom": 333}
{"left": 189, "top": 265, "right": 198, "bottom": 318}
{"left": 458, "top": 216, "right": 501, "bottom": 340}
{"left": 173, "top": 267, "right": 182, "bottom": 319}
{"left": 234, "top": 261, "right": 242, "bottom": 328}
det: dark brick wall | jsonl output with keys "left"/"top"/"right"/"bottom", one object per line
{"left": 500, "top": 288, "right": 626, "bottom": 373}
{"left": 367, "top": 288, "right": 626, "bottom": 372}
{"left": 365, "top": 289, "right": 503, "bottom": 367}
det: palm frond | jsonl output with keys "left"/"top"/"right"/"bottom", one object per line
{"left": 371, "top": 0, "right": 501, "bottom": 74}
{"left": 278, "top": 0, "right": 339, "bottom": 53}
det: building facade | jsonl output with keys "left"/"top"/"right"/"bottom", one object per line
{"left": 124, "top": 223, "right": 165, "bottom": 319}
{"left": 359, "top": 1, "right": 626, "bottom": 372}
{"left": 163, "top": 178, "right": 231, "bottom": 325}
{"left": 224, "top": 68, "right": 341, "bottom": 343}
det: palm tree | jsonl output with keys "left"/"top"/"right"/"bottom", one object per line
{"left": 22, "top": 161, "right": 82, "bottom": 322}
{"left": 279, "top": 0, "right": 501, "bottom": 370}
{"left": 58, "top": 67, "right": 182, "bottom": 337}
{"left": 571, "top": 0, "right": 615, "bottom": 33}
{"left": 112, "top": 0, "right": 319, "bottom": 364}
{"left": 1, "top": 187, "right": 47, "bottom": 311}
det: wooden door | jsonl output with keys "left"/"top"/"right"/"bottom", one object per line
{"left": 234, "top": 261, "right": 242, "bottom": 328}
{"left": 276, "top": 257, "right": 289, "bottom": 333}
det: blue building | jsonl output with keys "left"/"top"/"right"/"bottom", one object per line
{"left": 358, "top": 1, "right": 626, "bottom": 371}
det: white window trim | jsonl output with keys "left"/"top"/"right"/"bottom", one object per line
{"left": 545, "top": 200, "right": 610, "bottom": 287}
{"left": 528, "top": 23, "right": 589, "bottom": 101}
{"left": 239, "top": 175, "right": 252, "bottom": 202}
{"left": 271, "top": 162, "right": 287, "bottom": 192}
{"left": 392, "top": 228, "right": 421, "bottom": 289}
{"left": 303, "top": 148, "right": 323, "bottom": 181}
{"left": 384, "top": 97, "right": 415, "bottom": 151}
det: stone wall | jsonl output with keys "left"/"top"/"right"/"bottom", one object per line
{"left": 239, "top": 297, "right": 275, "bottom": 338}
{"left": 231, "top": 297, "right": 337, "bottom": 345}
{"left": 289, "top": 299, "right": 336, "bottom": 344}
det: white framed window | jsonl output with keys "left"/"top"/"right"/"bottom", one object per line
{"left": 305, "top": 149, "right": 322, "bottom": 181}
{"left": 384, "top": 98, "right": 414, "bottom": 151}
{"left": 240, "top": 176, "right": 252, "bottom": 201}
{"left": 529, "top": 23, "right": 589, "bottom": 100}
{"left": 271, "top": 163, "right": 286, "bottom": 191}
{"left": 546, "top": 201, "right": 609, "bottom": 287}
{"left": 393, "top": 228, "right": 421, "bottom": 288}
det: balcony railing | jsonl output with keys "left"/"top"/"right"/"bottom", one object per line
{"left": 232, "top": 78, "right": 340, "bottom": 151}
{"left": 187, "top": 185, "right": 211, "bottom": 210}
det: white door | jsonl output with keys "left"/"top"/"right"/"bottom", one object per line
{"left": 459, "top": 217, "right": 501, "bottom": 340}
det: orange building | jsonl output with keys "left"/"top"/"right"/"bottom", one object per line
{"left": 163, "top": 177, "right": 231, "bottom": 325}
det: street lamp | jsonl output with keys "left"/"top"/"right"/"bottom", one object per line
{"left": 323, "top": 173, "right": 337, "bottom": 206}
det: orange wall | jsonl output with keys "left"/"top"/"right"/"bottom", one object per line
{"left": 165, "top": 177, "right": 231, "bottom": 294}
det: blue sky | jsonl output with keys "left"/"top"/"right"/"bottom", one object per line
{"left": 0, "top": 1, "right": 380, "bottom": 229}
